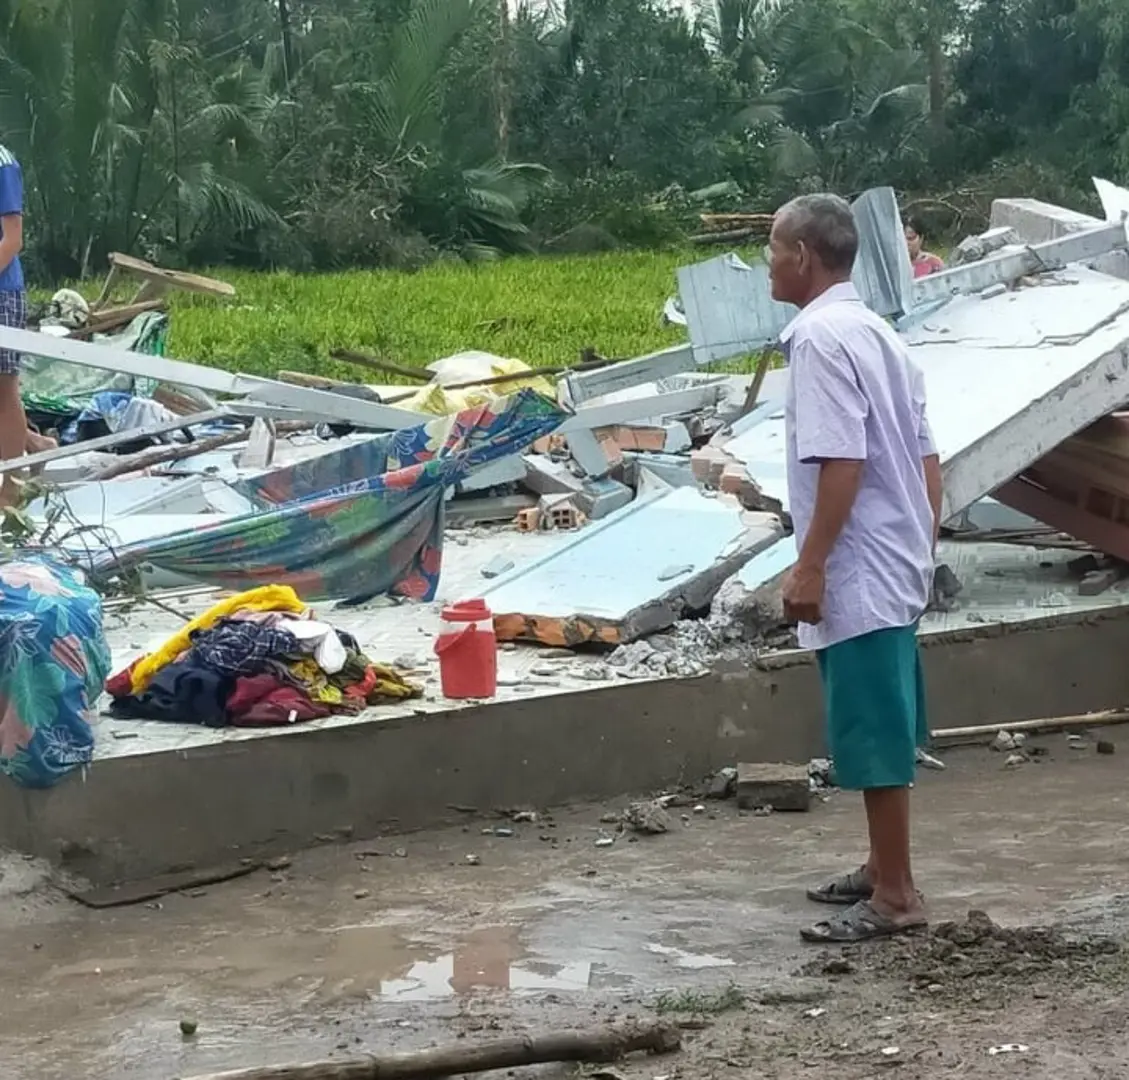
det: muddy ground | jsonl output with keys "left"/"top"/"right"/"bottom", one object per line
{"left": 2, "top": 740, "right": 1129, "bottom": 1079}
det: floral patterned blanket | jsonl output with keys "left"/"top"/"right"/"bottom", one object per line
{"left": 0, "top": 558, "right": 110, "bottom": 788}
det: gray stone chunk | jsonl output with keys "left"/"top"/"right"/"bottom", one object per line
{"left": 736, "top": 763, "right": 811, "bottom": 812}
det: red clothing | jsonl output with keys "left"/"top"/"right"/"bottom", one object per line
{"left": 912, "top": 252, "right": 945, "bottom": 279}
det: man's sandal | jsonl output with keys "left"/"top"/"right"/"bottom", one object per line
{"left": 800, "top": 900, "right": 928, "bottom": 944}
{"left": 806, "top": 866, "right": 873, "bottom": 906}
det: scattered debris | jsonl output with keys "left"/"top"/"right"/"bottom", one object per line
{"left": 988, "top": 1044, "right": 1030, "bottom": 1056}
{"left": 826, "top": 909, "right": 1122, "bottom": 998}
{"left": 991, "top": 730, "right": 1018, "bottom": 753}
{"left": 1098, "top": 739, "right": 1116, "bottom": 755}
{"left": 915, "top": 748, "right": 946, "bottom": 771}
{"left": 706, "top": 767, "right": 738, "bottom": 800}
{"left": 481, "top": 555, "right": 515, "bottom": 579}
{"left": 624, "top": 800, "right": 672, "bottom": 835}
{"left": 179, "top": 1019, "right": 198, "bottom": 1038}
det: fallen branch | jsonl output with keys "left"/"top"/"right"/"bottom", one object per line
{"left": 932, "top": 708, "right": 1129, "bottom": 744}
{"left": 177, "top": 1020, "right": 681, "bottom": 1080}
{"left": 331, "top": 348, "right": 433, "bottom": 384}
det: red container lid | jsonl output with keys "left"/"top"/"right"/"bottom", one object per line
{"left": 441, "top": 598, "right": 492, "bottom": 622}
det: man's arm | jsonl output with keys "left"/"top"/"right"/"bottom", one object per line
{"left": 913, "top": 366, "right": 942, "bottom": 549}
{"left": 923, "top": 453, "right": 942, "bottom": 549}
{"left": 0, "top": 160, "right": 24, "bottom": 275}
{"left": 0, "top": 213, "right": 22, "bottom": 275}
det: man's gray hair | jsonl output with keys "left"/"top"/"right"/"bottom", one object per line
{"left": 776, "top": 193, "right": 859, "bottom": 274}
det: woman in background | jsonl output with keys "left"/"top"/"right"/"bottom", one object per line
{"left": 904, "top": 219, "right": 945, "bottom": 279}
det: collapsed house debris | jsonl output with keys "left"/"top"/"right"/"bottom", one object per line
{"left": 6, "top": 183, "right": 1129, "bottom": 800}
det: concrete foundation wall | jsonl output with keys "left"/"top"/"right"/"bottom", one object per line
{"left": 3, "top": 609, "right": 1129, "bottom": 885}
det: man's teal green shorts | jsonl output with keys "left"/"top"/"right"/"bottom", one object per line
{"left": 816, "top": 623, "right": 927, "bottom": 791}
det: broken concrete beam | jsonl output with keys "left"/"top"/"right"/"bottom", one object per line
{"left": 623, "top": 453, "right": 696, "bottom": 492}
{"left": 989, "top": 197, "right": 1129, "bottom": 281}
{"left": 446, "top": 493, "right": 536, "bottom": 526}
{"left": 479, "top": 487, "right": 784, "bottom": 647}
{"left": 458, "top": 452, "right": 528, "bottom": 493}
{"left": 736, "top": 763, "right": 811, "bottom": 812}
{"left": 574, "top": 478, "right": 632, "bottom": 520}
{"left": 523, "top": 456, "right": 633, "bottom": 520}
{"left": 566, "top": 428, "right": 613, "bottom": 479}
{"left": 523, "top": 455, "right": 583, "bottom": 498}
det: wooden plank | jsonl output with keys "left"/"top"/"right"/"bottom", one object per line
{"left": 0, "top": 407, "right": 232, "bottom": 476}
{"left": 996, "top": 477, "right": 1129, "bottom": 562}
{"left": 106, "top": 252, "right": 237, "bottom": 300}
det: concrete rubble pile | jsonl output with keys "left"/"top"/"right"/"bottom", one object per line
{"left": 6, "top": 180, "right": 1129, "bottom": 697}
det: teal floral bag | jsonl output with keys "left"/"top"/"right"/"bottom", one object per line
{"left": 0, "top": 558, "right": 110, "bottom": 788}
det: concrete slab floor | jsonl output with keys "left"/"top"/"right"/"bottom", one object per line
{"left": 3, "top": 742, "right": 1129, "bottom": 1079}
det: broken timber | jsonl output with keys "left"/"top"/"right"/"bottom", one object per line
{"left": 176, "top": 1021, "right": 681, "bottom": 1080}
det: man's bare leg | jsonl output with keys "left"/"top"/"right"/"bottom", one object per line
{"left": 862, "top": 785, "right": 924, "bottom": 924}
{"left": 0, "top": 373, "right": 26, "bottom": 504}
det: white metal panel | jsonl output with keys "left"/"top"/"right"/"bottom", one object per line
{"left": 726, "top": 275, "right": 1129, "bottom": 522}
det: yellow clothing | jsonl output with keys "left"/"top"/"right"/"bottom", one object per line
{"left": 130, "top": 585, "right": 306, "bottom": 693}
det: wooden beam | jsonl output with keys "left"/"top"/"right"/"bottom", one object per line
{"left": 996, "top": 476, "right": 1129, "bottom": 562}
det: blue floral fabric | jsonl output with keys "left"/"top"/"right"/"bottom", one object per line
{"left": 98, "top": 389, "right": 567, "bottom": 603}
{"left": 0, "top": 558, "right": 111, "bottom": 788}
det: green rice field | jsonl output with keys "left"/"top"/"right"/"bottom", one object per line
{"left": 163, "top": 250, "right": 695, "bottom": 383}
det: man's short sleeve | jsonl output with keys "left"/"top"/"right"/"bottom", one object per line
{"left": 0, "top": 162, "right": 23, "bottom": 218}
{"left": 790, "top": 331, "right": 868, "bottom": 463}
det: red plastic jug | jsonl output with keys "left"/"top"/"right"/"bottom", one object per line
{"left": 434, "top": 598, "right": 498, "bottom": 699}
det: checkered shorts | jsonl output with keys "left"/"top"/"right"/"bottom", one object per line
{"left": 0, "top": 290, "right": 26, "bottom": 376}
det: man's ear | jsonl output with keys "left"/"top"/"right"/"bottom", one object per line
{"left": 796, "top": 240, "right": 809, "bottom": 275}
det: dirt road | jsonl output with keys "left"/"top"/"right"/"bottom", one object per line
{"left": 2, "top": 742, "right": 1129, "bottom": 1079}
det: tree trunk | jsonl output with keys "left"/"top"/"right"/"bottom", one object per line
{"left": 927, "top": 32, "right": 944, "bottom": 130}
{"left": 494, "top": 0, "right": 511, "bottom": 158}
{"left": 278, "top": 0, "right": 295, "bottom": 93}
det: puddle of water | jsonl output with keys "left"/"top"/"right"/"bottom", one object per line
{"left": 643, "top": 943, "right": 735, "bottom": 970}
{"left": 381, "top": 954, "right": 592, "bottom": 1000}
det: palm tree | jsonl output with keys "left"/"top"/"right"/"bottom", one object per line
{"left": 0, "top": 0, "right": 279, "bottom": 276}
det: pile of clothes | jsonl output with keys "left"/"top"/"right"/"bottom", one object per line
{"left": 107, "top": 585, "right": 420, "bottom": 728}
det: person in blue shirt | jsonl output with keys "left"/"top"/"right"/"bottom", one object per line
{"left": 0, "top": 144, "right": 54, "bottom": 504}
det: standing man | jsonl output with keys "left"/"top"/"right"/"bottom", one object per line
{"left": 767, "top": 194, "right": 943, "bottom": 944}
{"left": 0, "top": 142, "right": 30, "bottom": 505}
